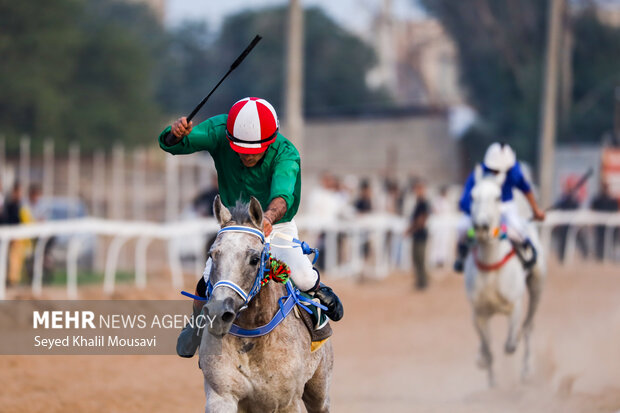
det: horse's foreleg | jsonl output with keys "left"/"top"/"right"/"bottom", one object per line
{"left": 303, "top": 343, "right": 334, "bottom": 413}
{"left": 505, "top": 299, "right": 523, "bottom": 355}
{"left": 204, "top": 382, "right": 237, "bottom": 413}
{"left": 473, "top": 313, "right": 495, "bottom": 387}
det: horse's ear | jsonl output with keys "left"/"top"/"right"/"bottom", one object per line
{"left": 248, "top": 196, "right": 263, "bottom": 229}
{"left": 213, "top": 195, "right": 232, "bottom": 226}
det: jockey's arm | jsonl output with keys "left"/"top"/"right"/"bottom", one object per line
{"left": 263, "top": 197, "right": 287, "bottom": 236}
{"left": 264, "top": 154, "right": 300, "bottom": 236}
{"left": 158, "top": 115, "right": 224, "bottom": 155}
{"left": 512, "top": 162, "right": 545, "bottom": 221}
{"left": 524, "top": 191, "right": 545, "bottom": 221}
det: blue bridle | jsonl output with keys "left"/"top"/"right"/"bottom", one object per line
{"left": 207, "top": 225, "right": 270, "bottom": 310}
{"left": 180, "top": 225, "right": 326, "bottom": 337}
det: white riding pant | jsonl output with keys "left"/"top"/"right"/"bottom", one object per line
{"left": 457, "top": 201, "right": 529, "bottom": 244}
{"left": 203, "top": 219, "right": 319, "bottom": 292}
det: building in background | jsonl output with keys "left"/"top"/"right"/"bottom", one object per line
{"left": 367, "top": 0, "right": 463, "bottom": 106}
{"left": 595, "top": 0, "right": 620, "bottom": 27}
{"left": 303, "top": 107, "right": 461, "bottom": 185}
{"left": 392, "top": 18, "right": 463, "bottom": 106}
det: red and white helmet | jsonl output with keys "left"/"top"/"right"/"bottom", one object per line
{"left": 226, "top": 97, "right": 279, "bottom": 154}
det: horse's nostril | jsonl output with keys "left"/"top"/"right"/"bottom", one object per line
{"left": 221, "top": 311, "right": 235, "bottom": 323}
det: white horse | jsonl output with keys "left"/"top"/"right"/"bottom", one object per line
{"left": 464, "top": 174, "right": 546, "bottom": 387}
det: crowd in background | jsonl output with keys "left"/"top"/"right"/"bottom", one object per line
{"left": 2, "top": 171, "right": 619, "bottom": 289}
{"left": 300, "top": 171, "right": 620, "bottom": 290}
{"left": 0, "top": 182, "right": 47, "bottom": 286}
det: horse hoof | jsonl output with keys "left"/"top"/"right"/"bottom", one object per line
{"left": 505, "top": 342, "right": 517, "bottom": 355}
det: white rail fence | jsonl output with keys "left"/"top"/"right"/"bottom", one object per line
{"left": 0, "top": 211, "right": 618, "bottom": 299}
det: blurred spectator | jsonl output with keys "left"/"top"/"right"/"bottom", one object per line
{"left": 590, "top": 181, "right": 619, "bottom": 260}
{"left": 406, "top": 180, "right": 430, "bottom": 290}
{"left": 25, "top": 183, "right": 43, "bottom": 221}
{"left": 193, "top": 174, "right": 219, "bottom": 217}
{"left": 307, "top": 172, "right": 346, "bottom": 220}
{"left": 554, "top": 182, "right": 583, "bottom": 262}
{"left": 401, "top": 176, "right": 419, "bottom": 219}
{"left": 4, "top": 182, "right": 27, "bottom": 286}
{"left": 307, "top": 172, "right": 352, "bottom": 270}
{"left": 24, "top": 184, "right": 51, "bottom": 282}
{"left": 383, "top": 178, "right": 402, "bottom": 215}
{"left": 0, "top": 181, "right": 5, "bottom": 223}
{"left": 429, "top": 186, "right": 451, "bottom": 268}
{"left": 354, "top": 179, "right": 373, "bottom": 213}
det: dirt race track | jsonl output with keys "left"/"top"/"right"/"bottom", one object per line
{"left": 1, "top": 261, "right": 620, "bottom": 413}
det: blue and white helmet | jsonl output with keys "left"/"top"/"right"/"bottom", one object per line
{"left": 483, "top": 142, "right": 516, "bottom": 172}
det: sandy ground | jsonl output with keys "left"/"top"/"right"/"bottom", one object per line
{"left": 1, "top": 262, "right": 620, "bottom": 412}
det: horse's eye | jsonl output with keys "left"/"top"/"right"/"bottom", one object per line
{"left": 249, "top": 256, "right": 260, "bottom": 266}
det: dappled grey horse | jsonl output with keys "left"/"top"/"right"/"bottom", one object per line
{"left": 199, "top": 196, "right": 333, "bottom": 412}
{"left": 464, "top": 174, "right": 546, "bottom": 387}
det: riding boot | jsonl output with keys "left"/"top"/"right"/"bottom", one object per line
{"left": 516, "top": 238, "right": 537, "bottom": 270}
{"left": 314, "top": 283, "right": 344, "bottom": 322}
{"left": 453, "top": 241, "right": 469, "bottom": 273}
{"left": 309, "top": 266, "right": 343, "bottom": 321}
{"left": 177, "top": 280, "right": 207, "bottom": 358}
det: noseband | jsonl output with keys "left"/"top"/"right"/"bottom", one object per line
{"left": 207, "top": 225, "right": 270, "bottom": 310}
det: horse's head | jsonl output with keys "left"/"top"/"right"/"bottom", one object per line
{"left": 205, "top": 195, "right": 265, "bottom": 337}
{"left": 470, "top": 175, "right": 503, "bottom": 242}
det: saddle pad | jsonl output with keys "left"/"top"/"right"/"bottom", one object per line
{"left": 296, "top": 292, "right": 332, "bottom": 346}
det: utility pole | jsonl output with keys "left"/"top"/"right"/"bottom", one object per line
{"left": 614, "top": 86, "right": 620, "bottom": 143}
{"left": 538, "top": 0, "right": 565, "bottom": 207}
{"left": 43, "top": 139, "right": 54, "bottom": 198}
{"left": 20, "top": 135, "right": 30, "bottom": 200}
{"left": 285, "top": 0, "right": 304, "bottom": 156}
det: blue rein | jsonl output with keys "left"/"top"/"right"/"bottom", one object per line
{"left": 180, "top": 225, "right": 326, "bottom": 338}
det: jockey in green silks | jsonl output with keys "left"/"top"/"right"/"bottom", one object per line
{"left": 159, "top": 97, "right": 343, "bottom": 358}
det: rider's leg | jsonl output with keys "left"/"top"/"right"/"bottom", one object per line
{"left": 454, "top": 214, "right": 472, "bottom": 273}
{"left": 501, "top": 201, "right": 536, "bottom": 268}
{"left": 176, "top": 263, "right": 210, "bottom": 358}
{"left": 269, "top": 220, "right": 343, "bottom": 321}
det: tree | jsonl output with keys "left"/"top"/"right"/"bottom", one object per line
{"left": 67, "top": 0, "right": 165, "bottom": 151}
{"left": 0, "top": 0, "right": 83, "bottom": 150}
{"left": 421, "top": 0, "right": 620, "bottom": 167}
{"left": 567, "top": 8, "right": 620, "bottom": 142}
{"left": 158, "top": 6, "right": 391, "bottom": 122}
{"left": 421, "top": 0, "right": 548, "bottom": 166}
{"left": 0, "top": 0, "right": 166, "bottom": 152}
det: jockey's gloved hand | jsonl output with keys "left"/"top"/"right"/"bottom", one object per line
{"left": 314, "top": 284, "right": 343, "bottom": 322}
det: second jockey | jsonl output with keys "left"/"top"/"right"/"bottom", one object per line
{"left": 159, "top": 97, "right": 344, "bottom": 358}
{"left": 453, "top": 142, "right": 545, "bottom": 272}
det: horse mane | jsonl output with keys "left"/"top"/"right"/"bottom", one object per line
{"left": 227, "top": 199, "right": 254, "bottom": 227}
